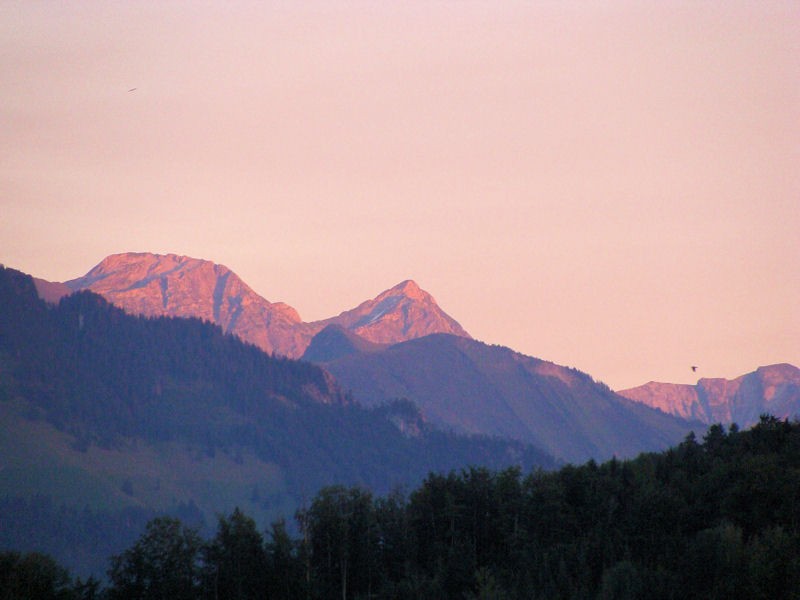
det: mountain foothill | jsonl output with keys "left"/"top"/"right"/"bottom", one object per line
{"left": 2, "top": 251, "right": 798, "bottom": 581}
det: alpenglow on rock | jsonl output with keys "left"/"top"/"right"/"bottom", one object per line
{"left": 66, "top": 253, "right": 309, "bottom": 357}
{"left": 305, "top": 331, "right": 697, "bottom": 463}
{"left": 617, "top": 364, "right": 800, "bottom": 427}
{"left": 314, "top": 279, "right": 471, "bottom": 345}
{"left": 63, "top": 252, "right": 470, "bottom": 358}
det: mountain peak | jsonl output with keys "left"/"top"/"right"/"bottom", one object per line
{"left": 68, "top": 252, "right": 233, "bottom": 292}
{"left": 618, "top": 363, "right": 800, "bottom": 426}
{"left": 66, "top": 252, "right": 308, "bottom": 357}
{"left": 389, "top": 279, "right": 424, "bottom": 299}
{"left": 59, "top": 252, "right": 470, "bottom": 358}
{"left": 314, "top": 280, "right": 470, "bottom": 345}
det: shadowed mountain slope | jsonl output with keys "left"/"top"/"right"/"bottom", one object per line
{"left": 306, "top": 332, "right": 699, "bottom": 463}
{"left": 32, "top": 277, "right": 71, "bottom": 304}
{"left": 302, "top": 324, "right": 389, "bottom": 363}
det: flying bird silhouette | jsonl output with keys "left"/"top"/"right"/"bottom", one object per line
{"left": 691, "top": 366, "right": 698, "bottom": 372}
{"left": 128, "top": 88, "right": 137, "bottom": 92}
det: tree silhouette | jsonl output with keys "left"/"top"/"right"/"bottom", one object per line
{"left": 107, "top": 517, "right": 202, "bottom": 600}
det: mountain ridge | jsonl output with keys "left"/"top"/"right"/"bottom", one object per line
{"left": 306, "top": 330, "right": 700, "bottom": 463}
{"left": 312, "top": 279, "right": 471, "bottom": 344}
{"left": 0, "top": 264, "right": 556, "bottom": 577}
{"left": 617, "top": 363, "right": 800, "bottom": 426}
{"left": 58, "top": 252, "right": 469, "bottom": 358}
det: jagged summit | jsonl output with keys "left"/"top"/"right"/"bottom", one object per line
{"left": 388, "top": 279, "right": 425, "bottom": 299}
{"left": 58, "top": 252, "right": 469, "bottom": 358}
{"left": 68, "top": 252, "right": 204, "bottom": 290}
{"left": 315, "top": 332, "right": 696, "bottom": 463}
{"left": 66, "top": 252, "right": 307, "bottom": 356}
{"left": 618, "top": 363, "right": 800, "bottom": 426}
{"left": 315, "top": 279, "right": 470, "bottom": 345}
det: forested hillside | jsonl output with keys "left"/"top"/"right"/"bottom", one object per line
{"left": 310, "top": 331, "right": 697, "bottom": 462}
{"left": 0, "top": 266, "right": 554, "bottom": 577}
{"left": 2, "top": 266, "right": 344, "bottom": 439}
{"left": 6, "top": 417, "right": 799, "bottom": 599}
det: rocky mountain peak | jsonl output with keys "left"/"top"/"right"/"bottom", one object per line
{"left": 387, "top": 279, "right": 425, "bottom": 300}
{"left": 57, "top": 252, "right": 468, "bottom": 359}
{"left": 755, "top": 363, "right": 800, "bottom": 383}
{"left": 70, "top": 252, "right": 201, "bottom": 289}
{"left": 618, "top": 364, "right": 800, "bottom": 427}
{"left": 314, "top": 280, "right": 470, "bottom": 345}
{"left": 66, "top": 252, "right": 308, "bottom": 356}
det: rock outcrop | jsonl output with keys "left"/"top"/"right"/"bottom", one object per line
{"left": 618, "top": 364, "right": 800, "bottom": 427}
{"left": 315, "top": 279, "right": 471, "bottom": 345}
{"left": 62, "top": 252, "right": 470, "bottom": 358}
{"left": 66, "top": 252, "right": 310, "bottom": 357}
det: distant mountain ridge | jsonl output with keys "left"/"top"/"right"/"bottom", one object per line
{"left": 34, "top": 252, "right": 793, "bottom": 460}
{"left": 618, "top": 364, "right": 800, "bottom": 427}
{"left": 60, "top": 252, "right": 470, "bottom": 358}
{"left": 304, "top": 331, "right": 698, "bottom": 463}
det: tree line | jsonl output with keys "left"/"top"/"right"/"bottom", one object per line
{"left": 4, "top": 415, "right": 800, "bottom": 599}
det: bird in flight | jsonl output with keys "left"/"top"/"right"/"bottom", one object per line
{"left": 691, "top": 365, "right": 698, "bottom": 372}
{"left": 128, "top": 88, "right": 137, "bottom": 92}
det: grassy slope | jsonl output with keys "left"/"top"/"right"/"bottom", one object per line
{"left": 0, "top": 399, "right": 292, "bottom": 525}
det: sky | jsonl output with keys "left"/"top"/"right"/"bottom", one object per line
{"left": 2, "top": 1, "right": 798, "bottom": 390}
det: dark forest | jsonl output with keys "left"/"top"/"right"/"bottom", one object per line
{"left": 5, "top": 416, "right": 800, "bottom": 599}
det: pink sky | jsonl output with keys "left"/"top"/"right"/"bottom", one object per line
{"left": 2, "top": 1, "right": 798, "bottom": 390}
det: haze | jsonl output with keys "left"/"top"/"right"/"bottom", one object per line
{"left": 2, "top": 1, "right": 798, "bottom": 390}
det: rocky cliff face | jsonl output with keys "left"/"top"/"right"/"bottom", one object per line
{"left": 63, "top": 252, "right": 469, "bottom": 358}
{"left": 315, "top": 279, "right": 471, "bottom": 345}
{"left": 66, "top": 253, "right": 310, "bottom": 357}
{"left": 618, "top": 364, "right": 800, "bottom": 427}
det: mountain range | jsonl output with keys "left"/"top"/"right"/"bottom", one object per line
{"left": 618, "top": 363, "right": 800, "bottom": 427}
{"left": 38, "top": 251, "right": 800, "bottom": 461}
{"left": 34, "top": 252, "right": 800, "bottom": 437}
{"left": 0, "top": 265, "right": 552, "bottom": 577}
{"left": 39, "top": 252, "right": 706, "bottom": 463}
{"left": 303, "top": 326, "right": 696, "bottom": 463}
{"left": 56, "top": 252, "right": 468, "bottom": 358}
{"left": 6, "top": 250, "right": 799, "bottom": 579}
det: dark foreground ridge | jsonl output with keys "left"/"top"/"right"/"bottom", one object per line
{"left": 4, "top": 416, "right": 799, "bottom": 599}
